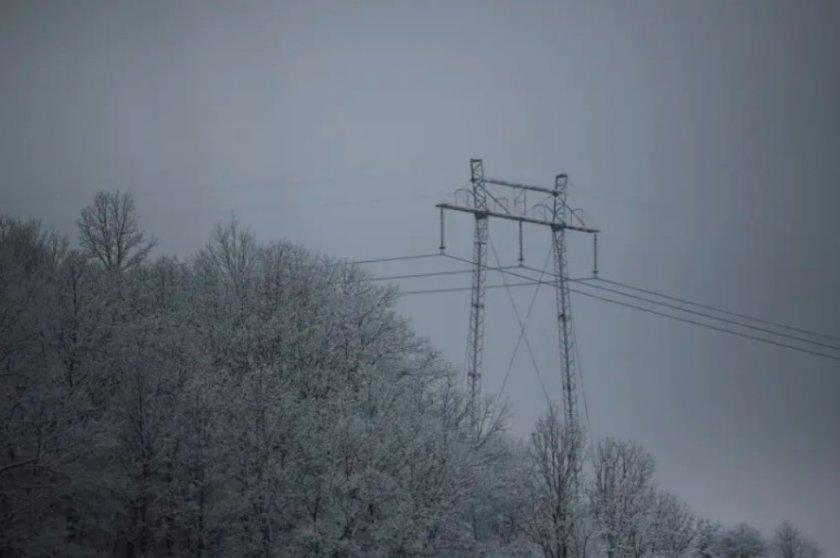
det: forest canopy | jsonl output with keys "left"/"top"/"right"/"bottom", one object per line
{"left": 0, "top": 193, "right": 822, "bottom": 557}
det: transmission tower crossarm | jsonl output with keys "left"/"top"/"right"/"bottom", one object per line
{"left": 435, "top": 203, "right": 600, "bottom": 234}
{"left": 483, "top": 177, "right": 559, "bottom": 196}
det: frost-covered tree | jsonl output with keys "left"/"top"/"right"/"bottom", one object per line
{"left": 717, "top": 523, "right": 767, "bottom": 558}
{"left": 0, "top": 216, "right": 75, "bottom": 555}
{"left": 589, "top": 438, "right": 657, "bottom": 558}
{"left": 522, "top": 403, "right": 584, "bottom": 558}
{"left": 770, "top": 522, "right": 821, "bottom": 558}
{"left": 196, "top": 217, "right": 258, "bottom": 303}
{"left": 692, "top": 519, "right": 723, "bottom": 558}
{"left": 1, "top": 204, "right": 824, "bottom": 558}
{"left": 651, "top": 491, "right": 695, "bottom": 558}
{"left": 181, "top": 227, "right": 526, "bottom": 556}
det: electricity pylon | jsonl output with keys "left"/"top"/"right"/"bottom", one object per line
{"left": 437, "top": 159, "right": 599, "bottom": 439}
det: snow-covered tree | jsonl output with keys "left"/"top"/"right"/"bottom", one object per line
{"left": 692, "top": 519, "right": 723, "bottom": 558}
{"left": 0, "top": 216, "right": 75, "bottom": 554}
{"left": 0, "top": 203, "right": 824, "bottom": 558}
{"left": 651, "top": 491, "right": 695, "bottom": 558}
{"left": 589, "top": 437, "right": 657, "bottom": 558}
{"left": 522, "top": 403, "right": 585, "bottom": 558}
{"left": 770, "top": 522, "right": 821, "bottom": 558}
{"left": 717, "top": 523, "right": 767, "bottom": 558}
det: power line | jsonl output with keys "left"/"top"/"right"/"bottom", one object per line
{"left": 353, "top": 253, "right": 840, "bottom": 355}
{"left": 517, "top": 263, "right": 840, "bottom": 360}
{"left": 523, "top": 271, "right": 840, "bottom": 353}
{"left": 443, "top": 252, "right": 482, "bottom": 267}
{"left": 396, "top": 259, "right": 840, "bottom": 362}
{"left": 349, "top": 253, "right": 442, "bottom": 265}
{"left": 396, "top": 280, "right": 555, "bottom": 296}
{"left": 567, "top": 286, "right": 840, "bottom": 362}
{"left": 519, "top": 265, "right": 840, "bottom": 352}
{"left": 365, "top": 264, "right": 522, "bottom": 283}
{"left": 590, "top": 276, "right": 840, "bottom": 344}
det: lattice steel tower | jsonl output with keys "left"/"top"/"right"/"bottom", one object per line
{"left": 437, "top": 159, "right": 599, "bottom": 437}
{"left": 465, "top": 159, "right": 489, "bottom": 430}
{"left": 551, "top": 173, "right": 577, "bottom": 431}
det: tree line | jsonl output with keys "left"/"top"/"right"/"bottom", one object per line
{"left": 0, "top": 192, "right": 822, "bottom": 557}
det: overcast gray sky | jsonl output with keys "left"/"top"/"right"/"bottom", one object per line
{"left": 2, "top": 0, "right": 838, "bottom": 554}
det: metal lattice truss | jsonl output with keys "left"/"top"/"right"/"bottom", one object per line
{"left": 438, "top": 159, "right": 599, "bottom": 437}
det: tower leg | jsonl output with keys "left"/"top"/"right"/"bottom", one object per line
{"left": 466, "top": 159, "right": 488, "bottom": 433}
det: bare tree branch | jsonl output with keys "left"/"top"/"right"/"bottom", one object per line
{"left": 77, "top": 191, "right": 155, "bottom": 273}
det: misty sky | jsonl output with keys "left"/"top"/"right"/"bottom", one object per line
{"left": 2, "top": 0, "right": 838, "bottom": 554}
